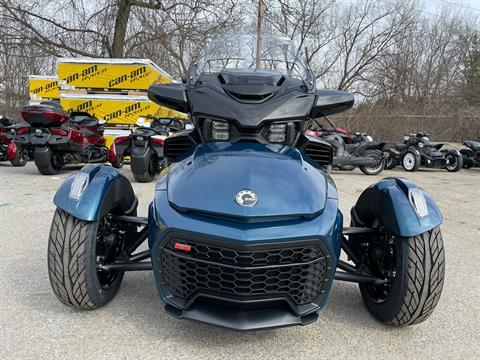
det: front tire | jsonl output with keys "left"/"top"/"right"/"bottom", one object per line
{"left": 402, "top": 150, "right": 420, "bottom": 172}
{"left": 360, "top": 227, "right": 445, "bottom": 325}
{"left": 111, "top": 156, "right": 124, "bottom": 169}
{"left": 47, "top": 209, "right": 124, "bottom": 310}
{"left": 10, "top": 146, "right": 28, "bottom": 167}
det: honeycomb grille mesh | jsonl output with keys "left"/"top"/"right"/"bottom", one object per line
{"left": 160, "top": 240, "right": 329, "bottom": 305}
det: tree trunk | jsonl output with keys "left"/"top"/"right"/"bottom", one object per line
{"left": 111, "top": 0, "right": 132, "bottom": 58}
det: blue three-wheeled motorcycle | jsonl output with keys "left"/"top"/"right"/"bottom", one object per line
{"left": 48, "top": 34, "right": 445, "bottom": 330}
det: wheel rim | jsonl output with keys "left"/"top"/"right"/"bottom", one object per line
{"left": 365, "top": 154, "right": 383, "bottom": 173}
{"left": 403, "top": 153, "right": 415, "bottom": 170}
{"left": 445, "top": 155, "right": 457, "bottom": 171}
{"left": 20, "top": 150, "right": 28, "bottom": 165}
{"left": 52, "top": 152, "right": 63, "bottom": 169}
{"left": 95, "top": 216, "right": 122, "bottom": 289}
{"left": 363, "top": 232, "right": 397, "bottom": 304}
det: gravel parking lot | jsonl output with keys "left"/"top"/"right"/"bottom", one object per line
{"left": 1, "top": 162, "right": 479, "bottom": 359}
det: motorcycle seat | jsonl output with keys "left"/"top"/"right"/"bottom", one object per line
{"left": 464, "top": 140, "right": 480, "bottom": 151}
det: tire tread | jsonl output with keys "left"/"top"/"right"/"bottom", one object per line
{"left": 391, "top": 228, "right": 445, "bottom": 325}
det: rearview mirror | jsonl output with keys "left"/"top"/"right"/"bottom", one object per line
{"left": 310, "top": 90, "right": 354, "bottom": 118}
{"left": 148, "top": 84, "right": 189, "bottom": 113}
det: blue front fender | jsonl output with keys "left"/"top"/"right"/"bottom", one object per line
{"left": 352, "top": 178, "right": 442, "bottom": 237}
{"left": 53, "top": 165, "right": 136, "bottom": 221}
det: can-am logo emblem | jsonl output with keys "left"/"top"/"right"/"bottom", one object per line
{"left": 235, "top": 190, "right": 258, "bottom": 207}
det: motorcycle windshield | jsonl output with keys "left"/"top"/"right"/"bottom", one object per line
{"left": 189, "top": 32, "right": 309, "bottom": 85}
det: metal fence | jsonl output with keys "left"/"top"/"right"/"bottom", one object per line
{"left": 330, "top": 115, "right": 480, "bottom": 143}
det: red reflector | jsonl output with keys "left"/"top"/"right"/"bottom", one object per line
{"left": 51, "top": 128, "right": 68, "bottom": 136}
{"left": 17, "top": 127, "right": 29, "bottom": 135}
{"left": 174, "top": 243, "right": 191, "bottom": 251}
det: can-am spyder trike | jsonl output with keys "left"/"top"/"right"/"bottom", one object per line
{"left": 307, "top": 117, "right": 386, "bottom": 175}
{"left": 109, "top": 115, "right": 186, "bottom": 182}
{"left": 460, "top": 140, "right": 480, "bottom": 168}
{"left": 386, "top": 132, "right": 462, "bottom": 172}
{"left": 16, "top": 101, "right": 109, "bottom": 175}
{"left": 47, "top": 33, "right": 445, "bottom": 331}
{"left": 0, "top": 115, "right": 31, "bottom": 166}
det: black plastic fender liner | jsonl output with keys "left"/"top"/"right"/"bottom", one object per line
{"left": 351, "top": 178, "right": 443, "bottom": 238}
{"left": 53, "top": 165, "right": 137, "bottom": 221}
{"left": 131, "top": 145, "right": 152, "bottom": 173}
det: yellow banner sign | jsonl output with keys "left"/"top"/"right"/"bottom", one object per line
{"left": 58, "top": 59, "right": 173, "bottom": 91}
{"left": 29, "top": 76, "right": 60, "bottom": 99}
{"left": 60, "top": 95, "right": 184, "bottom": 125}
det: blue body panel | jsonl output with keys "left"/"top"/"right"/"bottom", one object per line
{"left": 167, "top": 142, "right": 337, "bottom": 220}
{"left": 53, "top": 165, "right": 128, "bottom": 221}
{"left": 354, "top": 177, "right": 443, "bottom": 237}
{"left": 149, "top": 144, "right": 343, "bottom": 316}
{"left": 149, "top": 192, "right": 342, "bottom": 314}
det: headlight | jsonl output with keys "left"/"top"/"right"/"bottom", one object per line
{"left": 418, "top": 142, "right": 424, "bottom": 148}
{"left": 366, "top": 135, "right": 373, "bottom": 142}
{"left": 268, "top": 123, "right": 287, "bottom": 143}
{"left": 212, "top": 121, "right": 230, "bottom": 141}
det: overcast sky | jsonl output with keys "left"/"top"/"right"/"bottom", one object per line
{"left": 423, "top": 0, "right": 480, "bottom": 13}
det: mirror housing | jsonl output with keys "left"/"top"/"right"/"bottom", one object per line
{"left": 310, "top": 90, "right": 354, "bottom": 118}
{"left": 148, "top": 84, "right": 189, "bottom": 113}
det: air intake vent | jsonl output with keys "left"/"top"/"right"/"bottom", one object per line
{"left": 302, "top": 141, "right": 333, "bottom": 166}
{"left": 226, "top": 91, "right": 274, "bottom": 103}
{"left": 164, "top": 135, "right": 195, "bottom": 160}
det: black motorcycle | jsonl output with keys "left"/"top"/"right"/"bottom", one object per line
{"left": 109, "top": 116, "right": 186, "bottom": 182}
{"left": 390, "top": 133, "right": 463, "bottom": 172}
{"left": 460, "top": 140, "right": 480, "bottom": 168}
{"left": 309, "top": 118, "right": 386, "bottom": 175}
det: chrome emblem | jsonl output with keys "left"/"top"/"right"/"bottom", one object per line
{"left": 235, "top": 190, "right": 258, "bottom": 207}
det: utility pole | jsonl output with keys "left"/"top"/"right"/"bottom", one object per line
{"left": 255, "top": 0, "right": 265, "bottom": 69}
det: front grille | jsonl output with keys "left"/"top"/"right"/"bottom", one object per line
{"left": 302, "top": 141, "right": 333, "bottom": 166}
{"left": 164, "top": 135, "right": 195, "bottom": 160}
{"left": 160, "top": 240, "right": 330, "bottom": 305}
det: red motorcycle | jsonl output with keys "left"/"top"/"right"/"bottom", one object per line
{"left": 0, "top": 115, "right": 30, "bottom": 166}
{"left": 16, "top": 101, "right": 109, "bottom": 175}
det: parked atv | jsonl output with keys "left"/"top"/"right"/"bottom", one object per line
{"left": 391, "top": 133, "right": 462, "bottom": 172}
{"left": 109, "top": 115, "right": 186, "bottom": 182}
{"left": 0, "top": 115, "right": 30, "bottom": 166}
{"left": 308, "top": 118, "right": 386, "bottom": 175}
{"left": 47, "top": 32, "right": 445, "bottom": 331}
{"left": 460, "top": 140, "right": 480, "bottom": 168}
{"left": 16, "top": 101, "right": 109, "bottom": 175}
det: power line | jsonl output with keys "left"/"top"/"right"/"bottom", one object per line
{"left": 436, "top": 0, "right": 480, "bottom": 12}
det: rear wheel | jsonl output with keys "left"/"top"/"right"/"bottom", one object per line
{"left": 359, "top": 150, "right": 385, "bottom": 175}
{"left": 10, "top": 146, "right": 29, "bottom": 167}
{"left": 47, "top": 209, "right": 124, "bottom": 310}
{"left": 35, "top": 147, "right": 62, "bottom": 175}
{"left": 402, "top": 151, "right": 420, "bottom": 172}
{"left": 359, "top": 227, "right": 445, "bottom": 325}
{"left": 445, "top": 153, "right": 462, "bottom": 172}
{"left": 131, "top": 151, "right": 159, "bottom": 182}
